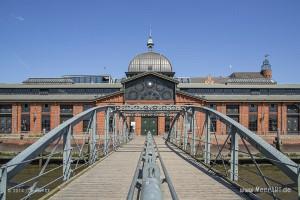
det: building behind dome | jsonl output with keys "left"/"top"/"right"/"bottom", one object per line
{"left": 126, "top": 36, "right": 174, "bottom": 77}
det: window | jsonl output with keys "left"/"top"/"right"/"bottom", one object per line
{"left": 21, "top": 114, "right": 30, "bottom": 132}
{"left": 60, "top": 105, "right": 73, "bottom": 124}
{"left": 42, "top": 104, "right": 50, "bottom": 113}
{"left": 249, "top": 104, "right": 258, "bottom": 112}
{"left": 109, "top": 116, "right": 113, "bottom": 132}
{"left": 248, "top": 104, "right": 258, "bottom": 132}
{"left": 249, "top": 115, "right": 258, "bottom": 132}
{"left": 83, "top": 119, "right": 90, "bottom": 132}
{"left": 0, "top": 105, "right": 12, "bottom": 134}
{"left": 269, "top": 104, "right": 278, "bottom": 132}
{"left": 22, "top": 103, "right": 29, "bottom": 113}
{"left": 165, "top": 116, "right": 171, "bottom": 133}
{"left": 41, "top": 115, "right": 50, "bottom": 133}
{"left": 226, "top": 105, "right": 239, "bottom": 122}
{"left": 209, "top": 104, "right": 217, "bottom": 132}
{"left": 287, "top": 104, "right": 300, "bottom": 134}
{"left": 83, "top": 104, "right": 93, "bottom": 111}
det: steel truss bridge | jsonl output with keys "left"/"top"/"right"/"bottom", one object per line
{"left": 0, "top": 105, "right": 299, "bottom": 200}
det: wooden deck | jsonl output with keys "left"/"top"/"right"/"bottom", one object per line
{"left": 48, "top": 136, "right": 245, "bottom": 200}
{"left": 156, "top": 137, "right": 245, "bottom": 200}
{"left": 49, "top": 137, "right": 145, "bottom": 200}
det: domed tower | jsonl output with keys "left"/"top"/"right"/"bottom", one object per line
{"left": 126, "top": 34, "right": 174, "bottom": 77}
{"left": 261, "top": 54, "right": 272, "bottom": 79}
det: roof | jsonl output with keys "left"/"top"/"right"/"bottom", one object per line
{"left": 121, "top": 72, "right": 179, "bottom": 84}
{"left": 23, "top": 78, "right": 74, "bottom": 84}
{"left": 178, "top": 83, "right": 300, "bottom": 89}
{"left": 0, "top": 94, "right": 101, "bottom": 102}
{"left": 0, "top": 83, "right": 122, "bottom": 89}
{"left": 128, "top": 52, "right": 172, "bottom": 72}
{"left": 199, "top": 95, "right": 300, "bottom": 102}
{"left": 229, "top": 72, "right": 265, "bottom": 79}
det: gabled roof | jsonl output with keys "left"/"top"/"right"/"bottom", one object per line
{"left": 121, "top": 72, "right": 179, "bottom": 84}
{"left": 229, "top": 72, "right": 265, "bottom": 79}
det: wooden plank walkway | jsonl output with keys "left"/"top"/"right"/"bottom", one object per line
{"left": 49, "top": 137, "right": 145, "bottom": 200}
{"left": 48, "top": 136, "right": 245, "bottom": 200}
{"left": 156, "top": 137, "right": 245, "bottom": 200}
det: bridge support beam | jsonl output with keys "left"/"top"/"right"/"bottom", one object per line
{"left": 191, "top": 109, "right": 196, "bottom": 156}
{"left": 104, "top": 109, "right": 110, "bottom": 155}
{"left": 230, "top": 128, "right": 239, "bottom": 181}
{"left": 0, "top": 167, "right": 7, "bottom": 200}
{"left": 204, "top": 113, "right": 211, "bottom": 165}
{"left": 174, "top": 120, "right": 178, "bottom": 145}
{"left": 89, "top": 111, "right": 97, "bottom": 165}
{"left": 298, "top": 165, "right": 300, "bottom": 199}
{"left": 183, "top": 112, "right": 188, "bottom": 151}
{"left": 112, "top": 112, "right": 116, "bottom": 150}
{"left": 63, "top": 125, "right": 72, "bottom": 181}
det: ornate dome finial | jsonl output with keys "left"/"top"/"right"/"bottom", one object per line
{"left": 261, "top": 54, "right": 271, "bottom": 70}
{"left": 147, "top": 26, "right": 154, "bottom": 51}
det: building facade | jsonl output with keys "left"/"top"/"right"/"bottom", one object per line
{"left": 1, "top": 36, "right": 300, "bottom": 144}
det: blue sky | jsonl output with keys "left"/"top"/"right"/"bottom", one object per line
{"left": 0, "top": 0, "right": 299, "bottom": 83}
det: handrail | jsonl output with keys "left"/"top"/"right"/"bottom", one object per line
{"left": 1, "top": 105, "right": 130, "bottom": 200}
{"left": 167, "top": 106, "right": 298, "bottom": 182}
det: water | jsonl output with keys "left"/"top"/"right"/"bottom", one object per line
{"left": 216, "top": 164, "right": 298, "bottom": 200}
{"left": 6, "top": 163, "right": 86, "bottom": 200}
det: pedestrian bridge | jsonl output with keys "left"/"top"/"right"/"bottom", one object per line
{"left": 0, "top": 105, "right": 299, "bottom": 200}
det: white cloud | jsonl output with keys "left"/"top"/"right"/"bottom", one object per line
{"left": 15, "top": 16, "right": 25, "bottom": 21}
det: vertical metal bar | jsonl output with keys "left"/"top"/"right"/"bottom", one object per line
{"left": 183, "top": 112, "right": 188, "bottom": 150}
{"left": 204, "top": 113, "right": 211, "bottom": 165}
{"left": 0, "top": 167, "right": 7, "bottom": 200}
{"left": 191, "top": 109, "right": 196, "bottom": 156}
{"left": 104, "top": 109, "right": 110, "bottom": 155}
{"left": 112, "top": 112, "right": 116, "bottom": 150}
{"left": 230, "top": 128, "right": 239, "bottom": 181}
{"left": 123, "top": 119, "right": 127, "bottom": 143}
{"left": 298, "top": 165, "right": 300, "bottom": 199}
{"left": 63, "top": 125, "right": 72, "bottom": 181}
{"left": 174, "top": 119, "right": 178, "bottom": 144}
{"left": 89, "top": 111, "right": 97, "bottom": 165}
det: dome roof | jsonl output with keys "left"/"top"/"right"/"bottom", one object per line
{"left": 128, "top": 51, "right": 172, "bottom": 72}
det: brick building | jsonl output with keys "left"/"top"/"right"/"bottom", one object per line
{"left": 1, "top": 36, "right": 300, "bottom": 143}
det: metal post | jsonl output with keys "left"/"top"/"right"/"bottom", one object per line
{"left": 174, "top": 119, "right": 178, "bottom": 144}
{"left": 183, "top": 112, "right": 188, "bottom": 151}
{"left": 191, "top": 110, "right": 196, "bottom": 156}
{"left": 104, "top": 109, "right": 110, "bottom": 155}
{"left": 112, "top": 112, "right": 116, "bottom": 150}
{"left": 230, "top": 128, "right": 239, "bottom": 181}
{"left": 0, "top": 167, "right": 7, "bottom": 200}
{"left": 298, "top": 165, "right": 300, "bottom": 199}
{"left": 89, "top": 111, "right": 97, "bottom": 165}
{"left": 123, "top": 120, "right": 127, "bottom": 143}
{"left": 204, "top": 113, "right": 211, "bottom": 165}
{"left": 63, "top": 125, "right": 72, "bottom": 181}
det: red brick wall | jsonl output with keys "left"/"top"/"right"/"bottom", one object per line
{"left": 73, "top": 104, "right": 83, "bottom": 134}
{"left": 158, "top": 116, "right": 165, "bottom": 135}
{"left": 281, "top": 103, "right": 287, "bottom": 134}
{"left": 240, "top": 103, "right": 249, "bottom": 129}
{"left": 216, "top": 103, "right": 226, "bottom": 135}
{"left": 50, "top": 104, "right": 60, "bottom": 130}
{"left": 11, "top": 104, "right": 21, "bottom": 133}
{"left": 97, "top": 112, "right": 105, "bottom": 135}
{"left": 135, "top": 116, "right": 141, "bottom": 135}
{"left": 30, "top": 104, "right": 42, "bottom": 134}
